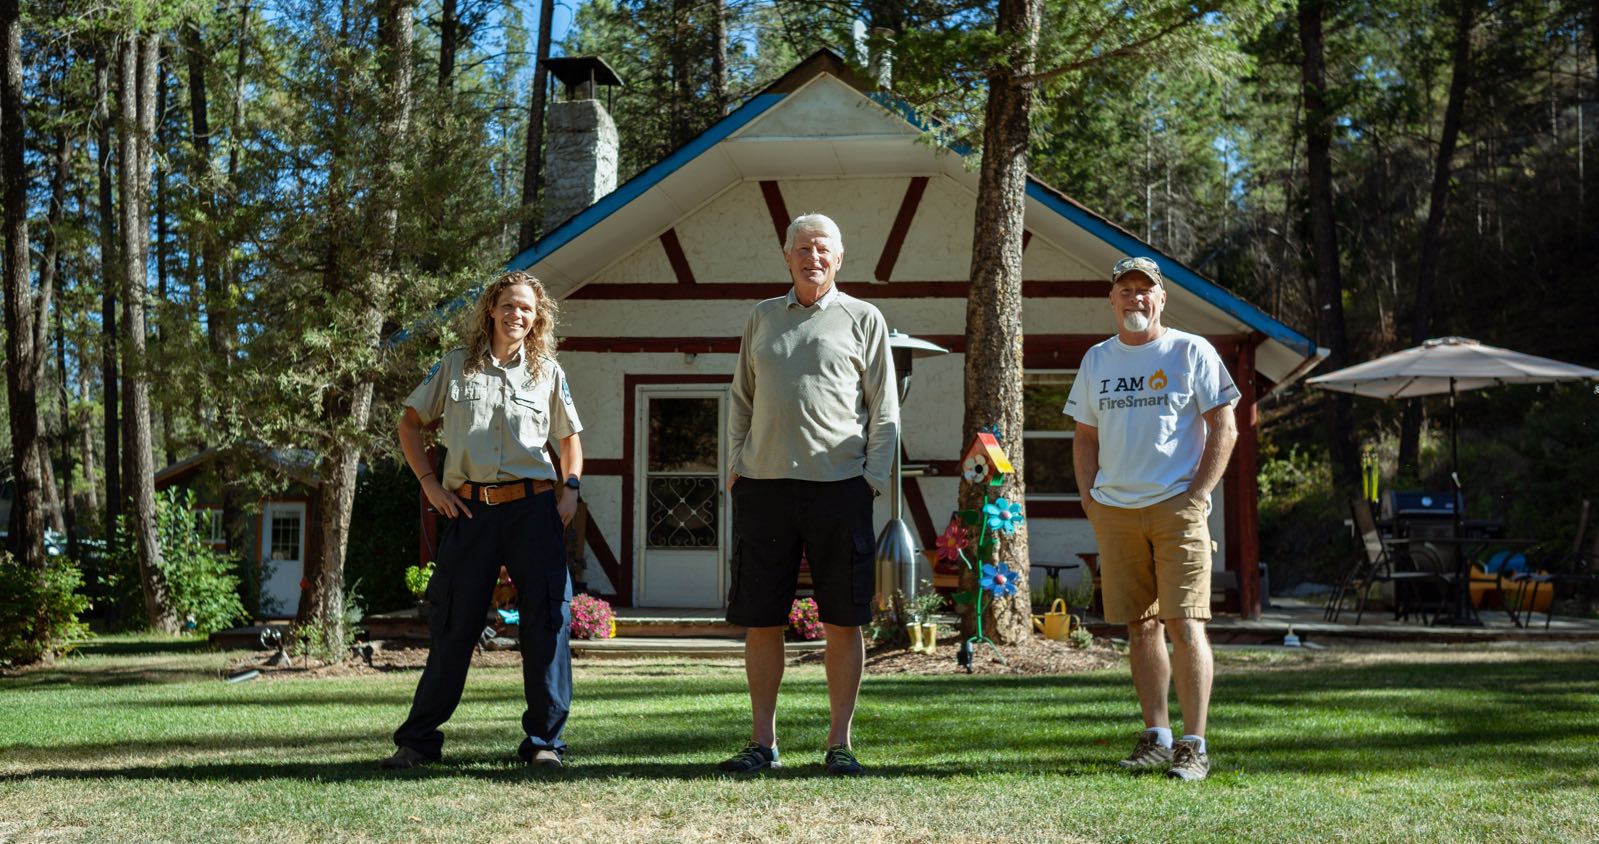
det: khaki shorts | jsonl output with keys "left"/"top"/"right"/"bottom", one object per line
{"left": 1085, "top": 493, "right": 1213, "bottom": 624}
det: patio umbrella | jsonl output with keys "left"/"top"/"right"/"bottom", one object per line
{"left": 1307, "top": 336, "right": 1599, "bottom": 507}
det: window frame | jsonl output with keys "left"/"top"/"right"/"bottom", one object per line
{"left": 196, "top": 505, "right": 227, "bottom": 549}
{"left": 1022, "top": 368, "right": 1081, "bottom": 501}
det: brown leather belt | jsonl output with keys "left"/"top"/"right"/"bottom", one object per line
{"left": 455, "top": 479, "right": 554, "bottom": 506}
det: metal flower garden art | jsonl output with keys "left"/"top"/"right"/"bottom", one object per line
{"left": 946, "top": 426, "right": 1024, "bottom": 669}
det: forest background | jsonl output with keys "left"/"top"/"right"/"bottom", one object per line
{"left": 2, "top": 0, "right": 1596, "bottom": 657}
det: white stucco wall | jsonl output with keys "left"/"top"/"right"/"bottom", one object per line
{"left": 555, "top": 170, "right": 1240, "bottom": 604}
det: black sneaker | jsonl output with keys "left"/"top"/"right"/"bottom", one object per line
{"left": 717, "top": 741, "right": 780, "bottom": 773}
{"left": 379, "top": 746, "right": 437, "bottom": 770}
{"left": 824, "top": 744, "right": 864, "bottom": 776}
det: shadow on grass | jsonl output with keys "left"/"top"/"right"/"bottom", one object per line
{"left": 74, "top": 637, "right": 216, "bottom": 657}
{"left": 4, "top": 655, "right": 1596, "bottom": 786}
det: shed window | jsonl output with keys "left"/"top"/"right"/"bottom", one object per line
{"left": 198, "top": 508, "right": 226, "bottom": 546}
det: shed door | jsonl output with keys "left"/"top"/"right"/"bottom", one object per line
{"left": 635, "top": 389, "right": 727, "bottom": 608}
{"left": 260, "top": 502, "right": 307, "bottom": 618}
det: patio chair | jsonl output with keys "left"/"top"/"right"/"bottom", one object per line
{"left": 1507, "top": 499, "right": 1599, "bottom": 630}
{"left": 1325, "top": 498, "right": 1444, "bottom": 624}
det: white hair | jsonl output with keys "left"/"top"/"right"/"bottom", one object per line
{"left": 784, "top": 213, "right": 844, "bottom": 254}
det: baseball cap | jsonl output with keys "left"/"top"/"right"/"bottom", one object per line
{"left": 1111, "top": 256, "right": 1164, "bottom": 286}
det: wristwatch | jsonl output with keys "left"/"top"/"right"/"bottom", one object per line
{"left": 564, "top": 476, "right": 582, "bottom": 491}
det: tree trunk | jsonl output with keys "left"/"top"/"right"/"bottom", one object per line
{"left": 153, "top": 56, "right": 176, "bottom": 467}
{"left": 1398, "top": 0, "right": 1475, "bottom": 477}
{"left": 1, "top": 0, "right": 47, "bottom": 572}
{"left": 36, "top": 101, "right": 71, "bottom": 540}
{"left": 438, "top": 0, "right": 456, "bottom": 90}
{"left": 80, "top": 370, "right": 100, "bottom": 515}
{"left": 57, "top": 299, "right": 78, "bottom": 560}
{"left": 96, "top": 44, "right": 123, "bottom": 542}
{"left": 711, "top": 0, "right": 728, "bottom": 116}
{"left": 669, "top": 0, "right": 693, "bottom": 149}
{"left": 958, "top": 0, "right": 1040, "bottom": 645}
{"left": 1297, "top": 0, "right": 1359, "bottom": 493}
{"left": 517, "top": 0, "right": 554, "bottom": 251}
{"left": 39, "top": 447, "right": 67, "bottom": 534}
{"left": 302, "top": 0, "right": 416, "bottom": 653}
{"left": 119, "top": 33, "right": 177, "bottom": 633}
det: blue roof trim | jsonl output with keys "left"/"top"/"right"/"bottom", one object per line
{"left": 865, "top": 92, "right": 972, "bottom": 156}
{"left": 1024, "top": 183, "right": 1318, "bottom": 358}
{"left": 387, "top": 91, "right": 787, "bottom": 345}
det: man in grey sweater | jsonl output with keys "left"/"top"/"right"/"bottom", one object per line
{"left": 718, "top": 213, "right": 900, "bottom": 777}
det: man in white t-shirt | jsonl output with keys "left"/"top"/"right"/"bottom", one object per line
{"left": 1065, "top": 256, "right": 1239, "bottom": 782}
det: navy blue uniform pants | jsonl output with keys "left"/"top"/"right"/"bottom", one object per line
{"left": 393, "top": 486, "right": 572, "bottom": 758}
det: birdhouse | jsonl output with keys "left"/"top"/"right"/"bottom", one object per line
{"left": 960, "top": 431, "right": 1014, "bottom": 487}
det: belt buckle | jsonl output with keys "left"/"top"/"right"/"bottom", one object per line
{"left": 481, "top": 483, "right": 503, "bottom": 506}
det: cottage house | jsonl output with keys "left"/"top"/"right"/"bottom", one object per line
{"left": 417, "top": 50, "right": 1322, "bottom": 618}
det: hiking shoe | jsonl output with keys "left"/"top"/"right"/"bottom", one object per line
{"left": 379, "top": 746, "right": 436, "bottom": 770}
{"left": 1116, "top": 731, "right": 1175, "bottom": 771}
{"left": 1166, "top": 739, "right": 1210, "bottom": 781}
{"left": 516, "top": 739, "right": 565, "bottom": 768}
{"left": 824, "top": 744, "right": 865, "bottom": 776}
{"left": 717, "top": 741, "right": 781, "bottom": 773}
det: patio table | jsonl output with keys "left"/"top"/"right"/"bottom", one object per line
{"left": 1386, "top": 536, "right": 1539, "bottom": 626}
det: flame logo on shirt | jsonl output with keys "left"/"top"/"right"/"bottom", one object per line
{"left": 1149, "top": 369, "right": 1169, "bottom": 390}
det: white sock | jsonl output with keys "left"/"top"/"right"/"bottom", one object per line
{"left": 1144, "top": 727, "right": 1173, "bottom": 747}
{"left": 1182, "top": 734, "right": 1207, "bottom": 754}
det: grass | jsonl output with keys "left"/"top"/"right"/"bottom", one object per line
{"left": 2, "top": 636, "right": 1598, "bottom": 843}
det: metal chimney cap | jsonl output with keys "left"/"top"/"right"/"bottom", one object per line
{"left": 540, "top": 56, "right": 625, "bottom": 89}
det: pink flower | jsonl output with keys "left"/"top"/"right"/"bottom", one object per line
{"left": 935, "top": 518, "right": 968, "bottom": 562}
{"left": 569, "top": 594, "right": 614, "bottom": 639}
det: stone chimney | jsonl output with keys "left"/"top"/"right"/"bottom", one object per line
{"left": 539, "top": 57, "right": 623, "bottom": 233}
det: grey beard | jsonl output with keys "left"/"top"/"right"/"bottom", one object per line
{"left": 1122, "top": 312, "right": 1151, "bottom": 333}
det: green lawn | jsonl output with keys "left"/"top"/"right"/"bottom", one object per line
{"left": 3, "top": 637, "right": 1597, "bottom": 843}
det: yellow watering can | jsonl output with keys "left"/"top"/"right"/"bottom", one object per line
{"left": 1032, "top": 598, "right": 1076, "bottom": 641}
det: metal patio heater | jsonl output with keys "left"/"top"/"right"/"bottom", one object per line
{"left": 875, "top": 330, "right": 950, "bottom": 609}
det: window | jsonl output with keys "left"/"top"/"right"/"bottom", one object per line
{"left": 1023, "top": 371, "right": 1078, "bottom": 497}
{"left": 197, "top": 507, "right": 226, "bottom": 547}
{"left": 270, "top": 511, "right": 303, "bottom": 561}
{"left": 644, "top": 396, "right": 721, "bottom": 548}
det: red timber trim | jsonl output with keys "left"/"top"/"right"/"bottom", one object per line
{"left": 568, "top": 280, "right": 1110, "bottom": 300}
{"left": 1223, "top": 334, "right": 1264, "bottom": 618}
{"left": 758, "top": 181, "right": 790, "bottom": 247}
{"left": 618, "top": 374, "right": 736, "bottom": 607}
{"left": 1026, "top": 500, "right": 1088, "bottom": 519}
{"left": 562, "top": 337, "right": 742, "bottom": 354}
{"left": 561, "top": 335, "right": 1248, "bottom": 371}
{"left": 900, "top": 443, "right": 940, "bottom": 548}
{"left": 875, "top": 177, "right": 929, "bottom": 282}
{"left": 583, "top": 458, "right": 624, "bottom": 475}
{"left": 658, "top": 229, "right": 696, "bottom": 285}
{"left": 584, "top": 519, "right": 621, "bottom": 595}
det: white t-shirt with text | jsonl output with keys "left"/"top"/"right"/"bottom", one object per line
{"left": 1064, "top": 328, "right": 1240, "bottom": 509}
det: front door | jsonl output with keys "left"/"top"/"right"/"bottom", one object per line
{"left": 260, "top": 501, "right": 307, "bottom": 618}
{"left": 635, "top": 388, "right": 727, "bottom": 608}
